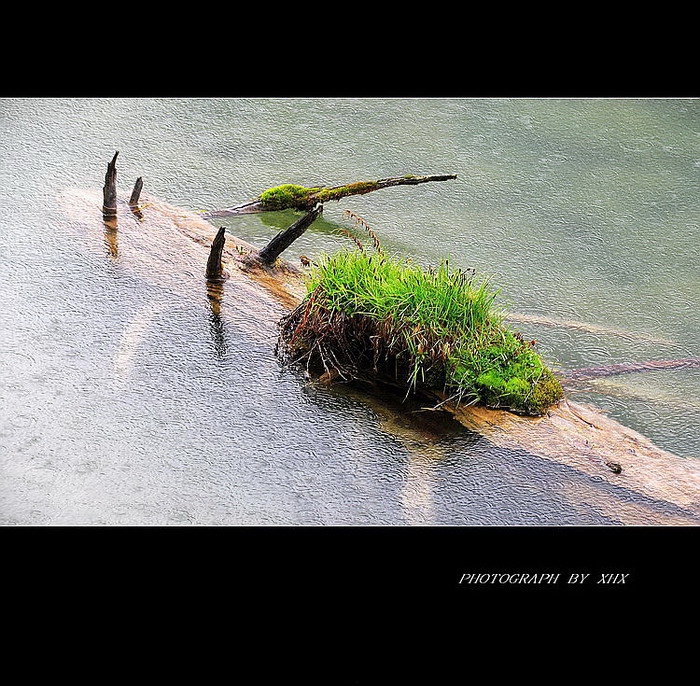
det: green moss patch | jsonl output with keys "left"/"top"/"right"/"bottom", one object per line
{"left": 278, "top": 249, "right": 563, "bottom": 416}
{"left": 259, "top": 184, "right": 321, "bottom": 211}
{"left": 258, "top": 181, "right": 384, "bottom": 210}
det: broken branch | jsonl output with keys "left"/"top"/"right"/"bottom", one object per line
{"left": 256, "top": 205, "right": 323, "bottom": 265}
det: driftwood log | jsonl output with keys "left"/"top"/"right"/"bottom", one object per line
{"left": 203, "top": 174, "right": 458, "bottom": 218}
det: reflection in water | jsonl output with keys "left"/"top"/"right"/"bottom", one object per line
{"left": 400, "top": 452, "right": 437, "bottom": 525}
{"left": 309, "top": 377, "right": 700, "bottom": 525}
{"left": 332, "top": 382, "right": 465, "bottom": 525}
{"left": 103, "top": 216, "right": 118, "bottom": 259}
{"left": 374, "top": 405, "right": 446, "bottom": 525}
{"left": 206, "top": 280, "right": 228, "bottom": 359}
{"left": 114, "top": 301, "right": 170, "bottom": 380}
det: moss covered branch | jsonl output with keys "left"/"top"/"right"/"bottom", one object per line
{"left": 203, "top": 174, "right": 457, "bottom": 218}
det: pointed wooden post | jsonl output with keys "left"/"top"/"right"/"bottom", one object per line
{"left": 102, "top": 151, "right": 119, "bottom": 219}
{"left": 129, "top": 177, "right": 143, "bottom": 206}
{"left": 206, "top": 226, "right": 228, "bottom": 281}
{"left": 129, "top": 177, "right": 144, "bottom": 219}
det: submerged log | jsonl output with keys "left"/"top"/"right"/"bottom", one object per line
{"left": 564, "top": 357, "right": 700, "bottom": 382}
{"left": 203, "top": 174, "right": 458, "bottom": 218}
{"left": 57, "top": 187, "right": 700, "bottom": 523}
{"left": 102, "top": 151, "right": 119, "bottom": 219}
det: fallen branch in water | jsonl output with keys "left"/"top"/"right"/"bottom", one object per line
{"left": 254, "top": 205, "right": 324, "bottom": 266}
{"left": 504, "top": 312, "right": 672, "bottom": 344}
{"left": 202, "top": 174, "right": 458, "bottom": 218}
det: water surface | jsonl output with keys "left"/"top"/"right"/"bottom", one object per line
{"left": 1, "top": 98, "right": 698, "bottom": 525}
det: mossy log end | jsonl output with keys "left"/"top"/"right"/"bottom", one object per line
{"left": 203, "top": 174, "right": 458, "bottom": 218}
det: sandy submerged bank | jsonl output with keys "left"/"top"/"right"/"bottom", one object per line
{"left": 57, "top": 188, "right": 700, "bottom": 524}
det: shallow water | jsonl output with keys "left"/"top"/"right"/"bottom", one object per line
{"left": 1, "top": 97, "right": 698, "bottom": 525}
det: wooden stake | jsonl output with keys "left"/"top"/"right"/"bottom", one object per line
{"left": 102, "top": 151, "right": 119, "bottom": 218}
{"left": 129, "top": 177, "right": 143, "bottom": 207}
{"left": 206, "top": 226, "right": 228, "bottom": 281}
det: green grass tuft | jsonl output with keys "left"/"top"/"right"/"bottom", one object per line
{"left": 279, "top": 248, "right": 563, "bottom": 415}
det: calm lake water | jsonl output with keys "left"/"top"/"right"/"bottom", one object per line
{"left": 1, "top": 97, "right": 698, "bottom": 525}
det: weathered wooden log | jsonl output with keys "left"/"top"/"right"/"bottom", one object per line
{"left": 102, "top": 151, "right": 119, "bottom": 218}
{"left": 203, "top": 174, "right": 457, "bottom": 218}
{"left": 256, "top": 205, "right": 323, "bottom": 265}
{"left": 206, "top": 226, "right": 228, "bottom": 281}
